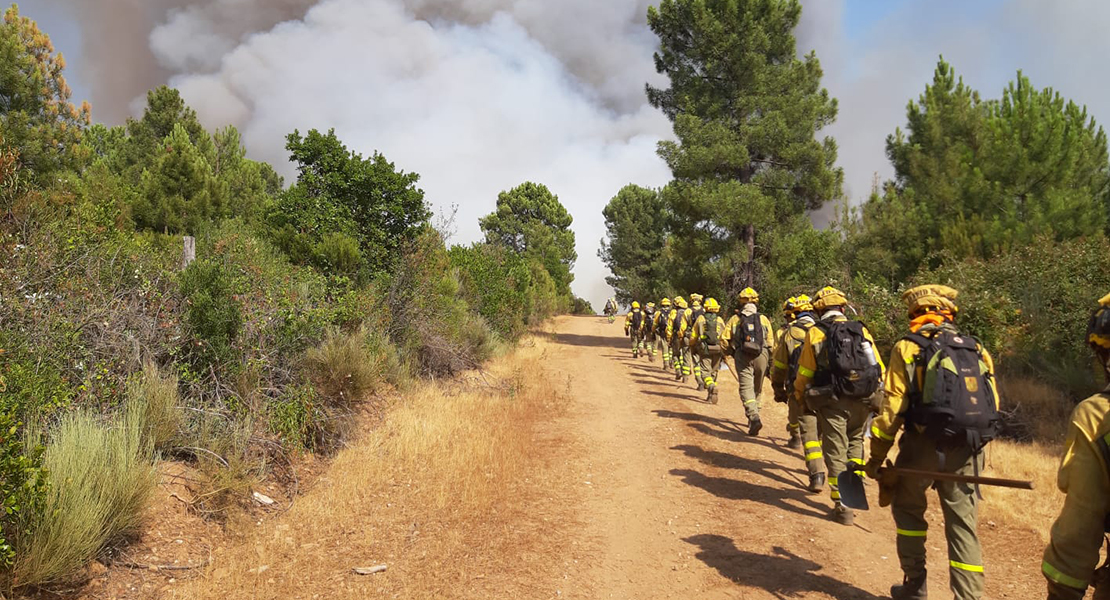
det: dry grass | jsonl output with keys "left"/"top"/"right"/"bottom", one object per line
{"left": 178, "top": 333, "right": 573, "bottom": 600}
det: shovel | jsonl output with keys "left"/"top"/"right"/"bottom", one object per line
{"left": 839, "top": 466, "right": 1034, "bottom": 511}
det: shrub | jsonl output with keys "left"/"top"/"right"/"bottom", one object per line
{"left": 306, "top": 326, "right": 382, "bottom": 406}
{"left": 571, "top": 296, "right": 594, "bottom": 315}
{"left": 0, "top": 411, "right": 45, "bottom": 571}
{"left": 11, "top": 408, "right": 157, "bottom": 587}
{"left": 180, "top": 259, "right": 243, "bottom": 366}
{"left": 267, "top": 384, "right": 326, "bottom": 451}
{"left": 126, "top": 361, "right": 182, "bottom": 451}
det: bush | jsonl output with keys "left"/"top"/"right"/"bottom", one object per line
{"left": 0, "top": 411, "right": 45, "bottom": 570}
{"left": 571, "top": 296, "right": 594, "bottom": 315}
{"left": 306, "top": 326, "right": 383, "bottom": 406}
{"left": 180, "top": 259, "right": 243, "bottom": 366}
{"left": 126, "top": 361, "right": 182, "bottom": 451}
{"left": 11, "top": 408, "right": 157, "bottom": 587}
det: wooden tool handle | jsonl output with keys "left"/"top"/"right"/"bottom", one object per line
{"left": 885, "top": 467, "right": 1034, "bottom": 490}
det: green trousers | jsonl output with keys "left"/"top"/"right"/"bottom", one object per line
{"left": 643, "top": 333, "right": 656, "bottom": 358}
{"left": 790, "top": 398, "right": 824, "bottom": 476}
{"left": 657, "top": 337, "right": 671, "bottom": 366}
{"left": 735, "top": 349, "right": 770, "bottom": 419}
{"left": 697, "top": 350, "right": 724, "bottom": 390}
{"left": 631, "top": 330, "right": 644, "bottom": 355}
{"left": 806, "top": 394, "right": 869, "bottom": 504}
{"left": 891, "top": 430, "right": 985, "bottom": 600}
{"left": 671, "top": 339, "right": 688, "bottom": 377}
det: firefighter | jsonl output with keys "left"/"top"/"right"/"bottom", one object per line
{"left": 794, "top": 286, "right": 884, "bottom": 526}
{"left": 624, "top": 301, "right": 646, "bottom": 358}
{"left": 690, "top": 297, "right": 727, "bottom": 404}
{"left": 865, "top": 285, "right": 998, "bottom": 599}
{"left": 668, "top": 297, "right": 689, "bottom": 382}
{"left": 722, "top": 287, "right": 775, "bottom": 436}
{"left": 655, "top": 297, "right": 674, "bottom": 369}
{"left": 643, "top": 302, "right": 657, "bottom": 362}
{"left": 1042, "top": 292, "right": 1110, "bottom": 600}
{"left": 684, "top": 294, "right": 706, "bottom": 389}
{"left": 771, "top": 294, "right": 826, "bottom": 492}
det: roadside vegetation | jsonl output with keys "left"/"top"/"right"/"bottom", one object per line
{"left": 0, "top": 5, "right": 591, "bottom": 591}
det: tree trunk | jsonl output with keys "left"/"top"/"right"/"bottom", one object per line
{"left": 181, "top": 236, "right": 196, "bottom": 270}
{"left": 745, "top": 224, "right": 755, "bottom": 288}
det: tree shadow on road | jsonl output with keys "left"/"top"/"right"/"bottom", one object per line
{"left": 652, "top": 410, "right": 798, "bottom": 460}
{"left": 670, "top": 469, "right": 830, "bottom": 519}
{"left": 643, "top": 389, "right": 707, "bottom": 403}
{"left": 670, "top": 444, "right": 807, "bottom": 490}
{"left": 555, "top": 333, "right": 621, "bottom": 348}
{"left": 683, "top": 535, "right": 885, "bottom": 600}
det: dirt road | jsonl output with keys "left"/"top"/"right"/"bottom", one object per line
{"left": 544, "top": 315, "right": 1046, "bottom": 599}
{"left": 169, "top": 315, "right": 1048, "bottom": 600}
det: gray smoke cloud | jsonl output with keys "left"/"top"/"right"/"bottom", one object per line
{"left": 39, "top": 0, "right": 1110, "bottom": 309}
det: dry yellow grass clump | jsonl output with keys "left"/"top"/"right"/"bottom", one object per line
{"left": 177, "top": 333, "right": 573, "bottom": 600}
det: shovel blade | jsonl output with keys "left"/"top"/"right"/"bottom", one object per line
{"left": 838, "top": 469, "right": 870, "bottom": 511}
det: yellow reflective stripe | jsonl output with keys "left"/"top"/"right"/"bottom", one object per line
{"left": 787, "top": 423, "right": 800, "bottom": 430}
{"left": 773, "top": 359, "right": 788, "bottom": 369}
{"left": 871, "top": 424, "right": 896, "bottom": 441}
{"left": 1042, "top": 560, "right": 1087, "bottom": 589}
{"left": 949, "top": 560, "right": 983, "bottom": 573}
{"left": 830, "top": 491, "right": 841, "bottom": 499}
{"left": 828, "top": 476, "right": 838, "bottom": 485}
{"left": 896, "top": 528, "right": 927, "bottom": 537}
{"left": 743, "top": 399, "right": 758, "bottom": 405}
{"left": 797, "top": 365, "right": 815, "bottom": 378}
{"left": 804, "top": 441, "right": 822, "bottom": 449}
{"left": 805, "top": 451, "right": 823, "bottom": 461}
{"left": 849, "top": 458, "right": 865, "bottom": 465}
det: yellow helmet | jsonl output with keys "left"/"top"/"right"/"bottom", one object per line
{"left": 782, "top": 296, "right": 797, "bottom": 316}
{"left": 793, "top": 294, "right": 814, "bottom": 313}
{"left": 704, "top": 298, "right": 721, "bottom": 313}
{"left": 660, "top": 297, "right": 672, "bottom": 308}
{"left": 901, "top": 284, "right": 959, "bottom": 316}
{"left": 737, "top": 287, "right": 759, "bottom": 304}
{"left": 675, "top": 297, "right": 688, "bottom": 309}
{"left": 690, "top": 293, "right": 704, "bottom": 304}
{"left": 813, "top": 286, "right": 848, "bottom": 310}
{"left": 1088, "top": 292, "right": 1110, "bottom": 350}
{"left": 647, "top": 302, "right": 656, "bottom": 309}
{"left": 632, "top": 301, "right": 641, "bottom": 309}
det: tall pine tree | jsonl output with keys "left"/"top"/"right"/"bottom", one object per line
{"left": 646, "top": 0, "right": 842, "bottom": 298}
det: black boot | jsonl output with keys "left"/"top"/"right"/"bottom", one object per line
{"left": 832, "top": 502, "right": 854, "bottom": 526}
{"left": 786, "top": 431, "right": 802, "bottom": 450}
{"left": 807, "top": 472, "right": 826, "bottom": 493}
{"left": 748, "top": 416, "right": 762, "bottom": 436}
{"left": 890, "top": 572, "right": 927, "bottom": 600}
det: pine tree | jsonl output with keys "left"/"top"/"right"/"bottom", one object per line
{"left": 599, "top": 184, "right": 670, "bottom": 303}
{"left": 646, "top": 0, "right": 842, "bottom": 297}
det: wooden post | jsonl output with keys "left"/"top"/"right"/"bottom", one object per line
{"left": 182, "top": 236, "right": 196, "bottom": 270}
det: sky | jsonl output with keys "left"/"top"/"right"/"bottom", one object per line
{"left": 18, "top": 0, "right": 1110, "bottom": 311}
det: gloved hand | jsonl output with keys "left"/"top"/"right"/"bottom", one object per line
{"left": 863, "top": 456, "right": 883, "bottom": 480}
{"left": 773, "top": 389, "right": 788, "bottom": 404}
{"left": 624, "top": 327, "right": 630, "bottom": 336}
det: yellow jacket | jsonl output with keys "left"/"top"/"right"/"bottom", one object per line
{"left": 869, "top": 322, "right": 999, "bottom": 461}
{"left": 721, "top": 310, "right": 775, "bottom": 356}
{"left": 1042, "top": 391, "right": 1110, "bottom": 598}
{"left": 793, "top": 312, "right": 885, "bottom": 403}
{"left": 665, "top": 308, "right": 681, "bottom": 340}
{"left": 689, "top": 313, "right": 727, "bottom": 349}
{"left": 771, "top": 315, "right": 816, "bottom": 393}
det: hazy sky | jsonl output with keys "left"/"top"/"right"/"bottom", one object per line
{"left": 20, "top": 0, "right": 1110, "bottom": 310}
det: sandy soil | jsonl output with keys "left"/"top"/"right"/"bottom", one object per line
{"left": 80, "top": 315, "right": 1050, "bottom": 599}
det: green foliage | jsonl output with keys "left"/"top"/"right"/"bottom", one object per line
{"left": 11, "top": 408, "right": 157, "bottom": 587}
{"left": 306, "top": 326, "right": 384, "bottom": 406}
{"left": 267, "top": 384, "right": 322, "bottom": 450}
{"left": 480, "top": 182, "right": 577, "bottom": 296}
{"left": 646, "top": 0, "right": 842, "bottom": 296}
{"left": 272, "top": 129, "right": 430, "bottom": 276}
{"left": 449, "top": 243, "right": 533, "bottom": 338}
{"left": 135, "top": 123, "right": 227, "bottom": 234}
{"left": 848, "top": 59, "right": 1110, "bottom": 282}
{"left": 180, "top": 259, "right": 243, "bottom": 366}
{"left": 0, "top": 6, "right": 90, "bottom": 184}
{"left": 0, "top": 411, "right": 44, "bottom": 570}
{"left": 599, "top": 184, "right": 669, "bottom": 303}
{"left": 571, "top": 297, "right": 595, "bottom": 315}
